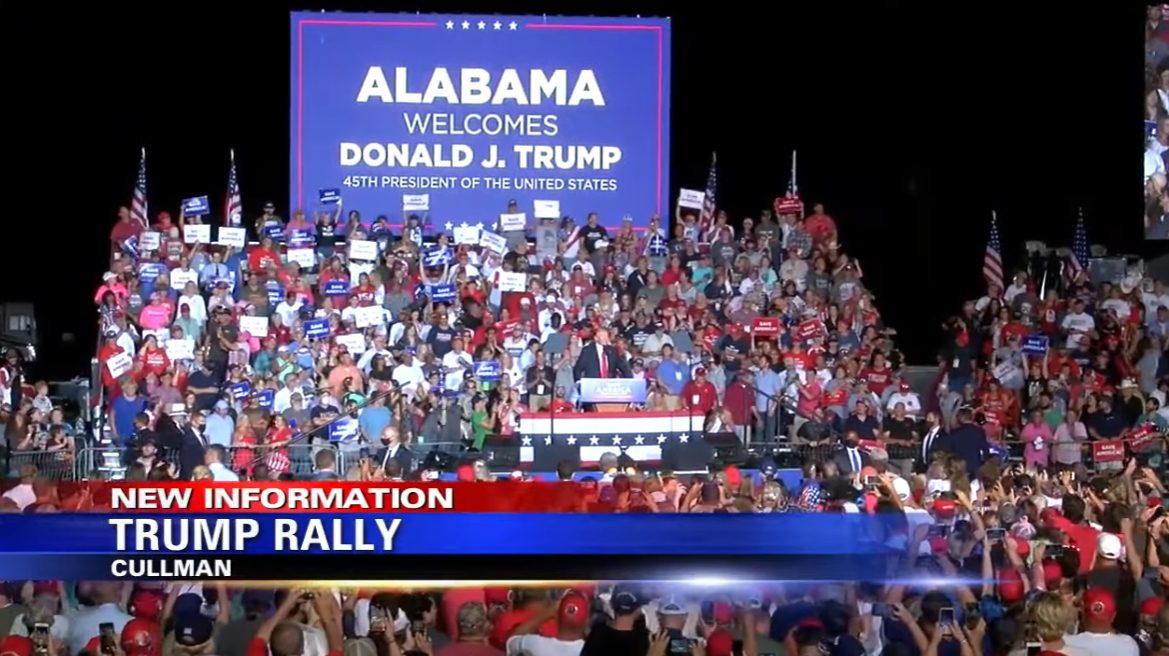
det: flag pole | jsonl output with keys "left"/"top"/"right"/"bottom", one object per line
{"left": 791, "top": 150, "right": 798, "bottom": 194}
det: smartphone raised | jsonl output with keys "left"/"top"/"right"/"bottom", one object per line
{"left": 986, "top": 527, "right": 1006, "bottom": 542}
{"left": 870, "top": 602, "right": 891, "bottom": 618}
{"left": 99, "top": 622, "right": 117, "bottom": 655}
{"left": 937, "top": 607, "right": 955, "bottom": 627}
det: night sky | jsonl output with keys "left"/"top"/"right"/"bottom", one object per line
{"left": 9, "top": 3, "right": 1149, "bottom": 378}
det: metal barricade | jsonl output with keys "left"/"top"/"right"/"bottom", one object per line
{"left": 7, "top": 449, "right": 80, "bottom": 480}
{"left": 74, "top": 446, "right": 127, "bottom": 479}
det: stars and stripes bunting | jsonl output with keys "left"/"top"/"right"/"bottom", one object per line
{"left": 516, "top": 412, "right": 711, "bottom": 470}
{"left": 130, "top": 148, "right": 149, "bottom": 230}
{"left": 1064, "top": 208, "right": 1089, "bottom": 286}
{"left": 225, "top": 149, "right": 242, "bottom": 227}
{"left": 983, "top": 211, "right": 1004, "bottom": 292}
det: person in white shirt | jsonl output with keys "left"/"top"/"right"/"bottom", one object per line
{"left": 885, "top": 382, "right": 922, "bottom": 418}
{"left": 1004, "top": 272, "right": 1028, "bottom": 304}
{"left": 204, "top": 445, "right": 240, "bottom": 482}
{"left": 1063, "top": 588, "right": 1139, "bottom": 656}
{"left": 502, "top": 324, "right": 532, "bottom": 360}
{"left": 506, "top": 592, "right": 590, "bottom": 656}
{"left": 1142, "top": 280, "right": 1169, "bottom": 319}
{"left": 274, "top": 293, "right": 305, "bottom": 328}
{"left": 391, "top": 351, "right": 426, "bottom": 395}
{"left": 1, "top": 464, "right": 37, "bottom": 511}
{"left": 272, "top": 373, "right": 305, "bottom": 414}
{"left": 178, "top": 282, "right": 208, "bottom": 325}
{"left": 442, "top": 338, "right": 475, "bottom": 390}
{"left": 65, "top": 583, "right": 133, "bottom": 656}
{"left": 1060, "top": 299, "right": 1096, "bottom": 350}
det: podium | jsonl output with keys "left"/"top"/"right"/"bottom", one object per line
{"left": 578, "top": 378, "right": 647, "bottom": 412}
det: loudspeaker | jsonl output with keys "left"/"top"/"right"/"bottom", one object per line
{"left": 704, "top": 432, "right": 747, "bottom": 466}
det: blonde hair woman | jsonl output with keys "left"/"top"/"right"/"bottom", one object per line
{"left": 191, "top": 466, "right": 212, "bottom": 481}
{"left": 1029, "top": 592, "right": 1089, "bottom": 655}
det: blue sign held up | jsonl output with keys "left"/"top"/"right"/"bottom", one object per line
{"left": 289, "top": 229, "right": 316, "bottom": 248}
{"left": 1021, "top": 334, "right": 1049, "bottom": 356}
{"left": 230, "top": 381, "right": 251, "bottom": 400}
{"left": 473, "top": 360, "right": 501, "bottom": 381}
{"left": 263, "top": 223, "right": 285, "bottom": 242}
{"left": 323, "top": 280, "right": 349, "bottom": 296}
{"left": 303, "top": 318, "right": 331, "bottom": 339}
{"left": 289, "top": 12, "right": 671, "bottom": 231}
{"left": 182, "top": 196, "right": 210, "bottom": 216}
{"left": 429, "top": 283, "right": 457, "bottom": 303}
{"left": 329, "top": 416, "right": 360, "bottom": 443}
{"left": 319, "top": 188, "right": 341, "bottom": 204}
{"left": 256, "top": 390, "right": 275, "bottom": 408}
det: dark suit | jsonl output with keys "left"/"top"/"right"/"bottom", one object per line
{"left": 375, "top": 444, "right": 415, "bottom": 474}
{"left": 919, "top": 424, "right": 945, "bottom": 465}
{"left": 178, "top": 427, "right": 208, "bottom": 480}
{"left": 934, "top": 422, "right": 989, "bottom": 478}
{"left": 573, "top": 342, "right": 631, "bottom": 381}
{"left": 833, "top": 445, "right": 870, "bottom": 477}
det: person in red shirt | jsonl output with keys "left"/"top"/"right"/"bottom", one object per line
{"left": 803, "top": 203, "right": 837, "bottom": 243}
{"left": 248, "top": 236, "right": 281, "bottom": 274}
{"left": 681, "top": 366, "right": 718, "bottom": 414}
{"left": 1042, "top": 496, "right": 1100, "bottom": 573}
{"left": 110, "top": 206, "right": 143, "bottom": 249}
{"left": 488, "top": 589, "right": 557, "bottom": 650}
{"left": 137, "top": 335, "right": 170, "bottom": 378}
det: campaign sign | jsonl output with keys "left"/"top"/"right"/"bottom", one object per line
{"left": 474, "top": 360, "right": 501, "bottom": 381}
{"left": 290, "top": 13, "right": 671, "bottom": 228}
{"left": 1021, "top": 334, "right": 1049, "bottom": 356}
{"left": 329, "top": 416, "right": 360, "bottom": 442}
{"left": 304, "top": 318, "right": 331, "bottom": 338}
{"left": 319, "top": 188, "right": 342, "bottom": 204}
{"left": 230, "top": 382, "right": 251, "bottom": 401}
{"left": 256, "top": 390, "right": 275, "bottom": 408}
{"left": 323, "top": 280, "right": 350, "bottom": 296}
{"left": 182, "top": 196, "right": 210, "bottom": 216}
{"left": 429, "top": 283, "right": 457, "bottom": 303}
{"left": 579, "top": 377, "right": 647, "bottom": 404}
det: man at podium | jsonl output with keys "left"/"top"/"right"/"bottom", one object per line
{"left": 573, "top": 328, "right": 631, "bottom": 381}
{"left": 572, "top": 328, "right": 633, "bottom": 411}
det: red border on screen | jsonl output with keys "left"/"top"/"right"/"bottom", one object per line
{"left": 294, "top": 18, "right": 666, "bottom": 220}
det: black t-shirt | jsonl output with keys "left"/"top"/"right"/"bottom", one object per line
{"left": 580, "top": 622, "right": 649, "bottom": 656}
{"left": 426, "top": 326, "right": 458, "bottom": 359}
{"left": 582, "top": 225, "right": 608, "bottom": 253}
{"left": 883, "top": 416, "right": 917, "bottom": 442}
{"left": 209, "top": 323, "right": 239, "bottom": 362}
{"left": 187, "top": 370, "right": 220, "bottom": 411}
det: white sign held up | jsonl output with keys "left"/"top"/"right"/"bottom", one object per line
{"left": 479, "top": 230, "right": 507, "bottom": 253}
{"left": 239, "top": 316, "right": 269, "bottom": 337}
{"left": 216, "top": 227, "right": 247, "bottom": 248}
{"left": 183, "top": 224, "right": 211, "bottom": 244}
{"left": 106, "top": 352, "right": 133, "bottom": 379}
{"left": 454, "top": 225, "right": 480, "bottom": 245}
{"left": 335, "top": 333, "right": 367, "bottom": 354}
{"left": 165, "top": 338, "right": 195, "bottom": 361}
{"left": 349, "top": 239, "right": 378, "bottom": 262}
{"left": 499, "top": 212, "right": 527, "bottom": 232}
{"left": 403, "top": 194, "right": 430, "bottom": 212}
{"left": 678, "top": 189, "right": 706, "bottom": 210}
{"left": 353, "top": 305, "right": 386, "bottom": 329}
{"left": 497, "top": 271, "right": 527, "bottom": 292}
{"left": 140, "top": 232, "right": 161, "bottom": 251}
{"left": 533, "top": 200, "right": 560, "bottom": 219}
{"left": 286, "top": 248, "right": 316, "bottom": 270}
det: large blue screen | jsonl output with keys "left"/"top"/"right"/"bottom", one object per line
{"left": 290, "top": 13, "right": 671, "bottom": 228}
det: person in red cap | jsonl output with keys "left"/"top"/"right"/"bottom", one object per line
{"left": 0, "top": 636, "right": 32, "bottom": 656}
{"left": 680, "top": 367, "right": 718, "bottom": 414}
{"left": 703, "top": 628, "right": 735, "bottom": 656}
{"left": 1065, "top": 588, "right": 1140, "bottom": 656}
{"left": 120, "top": 619, "right": 160, "bottom": 656}
{"left": 504, "top": 591, "right": 589, "bottom": 655}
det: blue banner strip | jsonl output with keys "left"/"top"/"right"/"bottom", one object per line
{"left": 0, "top": 514, "right": 886, "bottom": 555}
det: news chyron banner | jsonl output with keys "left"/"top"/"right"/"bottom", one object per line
{"left": 290, "top": 13, "right": 671, "bottom": 228}
{"left": 0, "top": 483, "right": 886, "bottom": 581}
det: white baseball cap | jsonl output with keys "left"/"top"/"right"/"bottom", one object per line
{"left": 1097, "top": 532, "right": 1122, "bottom": 560}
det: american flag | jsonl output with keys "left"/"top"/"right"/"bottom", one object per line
{"left": 983, "top": 211, "right": 1004, "bottom": 292}
{"left": 1064, "top": 209, "right": 1089, "bottom": 286}
{"left": 225, "top": 149, "right": 242, "bottom": 226}
{"left": 130, "top": 148, "right": 149, "bottom": 230}
{"left": 699, "top": 152, "right": 717, "bottom": 233}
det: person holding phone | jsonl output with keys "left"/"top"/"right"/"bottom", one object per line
{"left": 504, "top": 591, "right": 589, "bottom": 656}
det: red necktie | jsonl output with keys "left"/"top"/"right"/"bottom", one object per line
{"left": 599, "top": 346, "right": 608, "bottom": 378}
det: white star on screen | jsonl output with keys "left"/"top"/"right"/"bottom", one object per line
{"left": 461, "top": 20, "right": 470, "bottom": 29}
{"left": 477, "top": 20, "right": 486, "bottom": 30}
{"left": 589, "top": 436, "right": 599, "bottom": 445}
{"left": 444, "top": 221, "right": 453, "bottom": 231}
{"left": 521, "top": 437, "right": 532, "bottom": 446}
{"left": 493, "top": 20, "right": 502, "bottom": 30}
{"left": 509, "top": 21, "right": 518, "bottom": 30}
{"left": 445, "top": 20, "right": 454, "bottom": 29}
{"left": 612, "top": 436, "right": 622, "bottom": 445}
{"left": 566, "top": 436, "right": 577, "bottom": 445}
{"left": 656, "top": 434, "right": 667, "bottom": 444}
{"left": 634, "top": 436, "right": 645, "bottom": 445}
{"left": 543, "top": 436, "right": 552, "bottom": 445}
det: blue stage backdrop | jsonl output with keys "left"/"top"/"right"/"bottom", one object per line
{"left": 290, "top": 13, "right": 671, "bottom": 228}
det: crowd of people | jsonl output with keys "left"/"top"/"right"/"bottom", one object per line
{"left": 0, "top": 145, "right": 1167, "bottom": 655}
